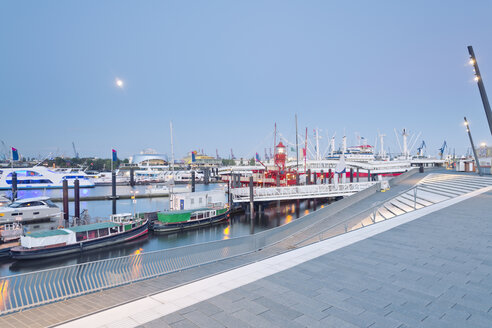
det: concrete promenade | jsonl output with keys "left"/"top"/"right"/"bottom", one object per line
{"left": 0, "top": 170, "right": 491, "bottom": 327}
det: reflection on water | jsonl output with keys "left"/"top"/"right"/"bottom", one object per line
{"left": 222, "top": 225, "right": 231, "bottom": 240}
{"left": 0, "top": 279, "right": 8, "bottom": 312}
{"left": 0, "top": 197, "right": 330, "bottom": 278}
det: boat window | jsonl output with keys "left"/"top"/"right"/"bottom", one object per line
{"left": 190, "top": 213, "right": 196, "bottom": 220}
{"left": 212, "top": 210, "right": 216, "bottom": 216}
{"left": 44, "top": 200, "right": 59, "bottom": 208}
{"left": 11, "top": 213, "right": 22, "bottom": 216}
{"left": 132, "top": 223, "right": 135, "bottom": 228}
{"left": 7, "top": 170, "right": 42, "bottom": 177}
{"left": 25, "top": 201, "right": 44, "bottom": 207}
{"left": 197, "top": 213, "right": 204, "bottom": 219}
{"left": 110, "top": 227, "right": 119, "bottom": 234}
{"left": 76, "top": 232, "right": 87, "bottom": 242}
{"left": 98, "top": 228, "right": 109, "bottom": 237}
{"left": 88, "top": 230, "right": 97, "bottom": 239}
{"left": 6, "top": 179, "right": 53, "bottom": 185}
{"left": 8, "top": 202, "right": 23, "bottom": 208}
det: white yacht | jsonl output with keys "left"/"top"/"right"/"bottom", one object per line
{"left": 0, "top": 167, "right": 95, "bottom": 190}
{"left": 84, "top": 170, "right": 130, "bottom": 185}
{"left": 145, "top": 184, "right": 191, "bottom": 195}
{"left": 0, "top": 196, "right": 62, "bottom": 223}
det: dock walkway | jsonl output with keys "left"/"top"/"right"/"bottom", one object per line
{"left": 1, "top": 170, "right": 491, "bottom": 327}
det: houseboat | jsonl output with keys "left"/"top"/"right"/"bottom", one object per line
{"left": 0, "top": 223, "right": 23, "bottom": 258}
{"left": 10, "top": 213, "right": 149, "bottom": 259}
{"left": 152, "top": 206, "right": 230, "bottom": 234}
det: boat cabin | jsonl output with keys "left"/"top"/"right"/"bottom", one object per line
{"left": 169, "top": 190, "right": 226, "bottom": 211}
{"left": 20, "top": 214, "right": 142, "bottom": 249}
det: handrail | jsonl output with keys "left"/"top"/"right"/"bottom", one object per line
{"left": 0, "top": 179, "right": 400, "bottom": 315}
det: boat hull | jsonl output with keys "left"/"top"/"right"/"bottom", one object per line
{"left": 10, "top": 221, "right": 149, "bottom": 260}
{"left": 152, "top": 210, "right": 229, "bottom": 234}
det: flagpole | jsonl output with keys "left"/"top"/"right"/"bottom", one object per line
{"left": 11, "top": 147, "right": 13, "bottom": 169}
{"left": 170, "top": 121, "right": 175, "bottom": 172}
{"left": 295, "top": 114, "right": 299, "bottom": 172}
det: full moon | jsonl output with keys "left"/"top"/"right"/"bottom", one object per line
{"left": 115, "top": 78, "right": 124, "bottom": 88}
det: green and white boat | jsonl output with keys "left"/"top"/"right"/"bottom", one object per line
{"left": 152, "top": 206, "right": 230, "bottom": 234}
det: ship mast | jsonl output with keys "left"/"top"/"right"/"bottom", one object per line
{"left": 170, "top": 121, "right": 175, "bottom": 171}
{"left": 402, "top": 129, "right": 409, "bottom": 159}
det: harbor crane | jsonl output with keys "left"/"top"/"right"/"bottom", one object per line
{"left": 0, "top": 140, "right": 8, "bottom": 160}
{"left": 438, "top": 141, "right": 447, "bottom": 159}
{"left": 417, "top": 140, "right": 426, "bottom": 157}
{"left": 72, "top": 142, "right": 79, "bottom": 158}
{"left": 230, "top": 148, "right": 235, "bottom": 160}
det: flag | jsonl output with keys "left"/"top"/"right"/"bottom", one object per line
{"left": 335, "top": 153, "right": 346, "bottom": 174}
{"left": 302, "top": 148, "right": 306, "bottom": 157}
{"left": 191, "top": 151, "right": 196, "bottom": 162}
{"left": 255, "top": 152, "right": 260, "bottom": 162}
{"left": 112, "top": 149, "right": 117, "bottom": 162}
{"left": 11, "top": 147, "right": 19, "bottom": 161}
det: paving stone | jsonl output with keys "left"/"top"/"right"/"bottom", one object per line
{"left": 232, "top": 309, "right": 282, "bottom": 328}
{"left": 320, "top": 314, "right": 360, "bottom": 328}
{"left": 181, "top": 310, "right": 225, "bottom": 328}
{"left": 210, "top": 311, "right": 251, "bottom": 328}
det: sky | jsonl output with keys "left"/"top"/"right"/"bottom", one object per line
{"left": 1, "top": 0, "right": 492, "bottom": 160}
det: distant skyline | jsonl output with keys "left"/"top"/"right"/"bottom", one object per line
{"left": 1, "top": 1, "right": 492, "bottom": 160}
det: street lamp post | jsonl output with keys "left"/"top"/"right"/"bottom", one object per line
{"left": 468, "top": 46, "right": 492, "bottom": 136}
{"left": 464, "top": 117, "right": 483, "bottom": 176}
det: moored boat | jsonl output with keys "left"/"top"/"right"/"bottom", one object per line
{"left": 0, "top": 197, "right": 62, "bottom": 224}
{"left": 11, "top": 213, "right": 149, "bottom": 260}
{"left": 0, "top": 167, "right": 95, "bottom": 190}
{"left": 0, "top": 223, "right": 23, "bottom": 258}
{"left": 152, "top": 206, "right": 230, "bottom": 234}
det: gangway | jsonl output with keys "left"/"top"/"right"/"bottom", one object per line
{"left": 231, "top": 181, "right": 377, "bottom": 203}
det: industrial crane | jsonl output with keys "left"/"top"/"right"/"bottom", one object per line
{"left": 0, "top": 140, "right": 8, "bottom": 160}
{"left": 438, "top": 141, "right": 447, "bottom": 159}
{"left": 417, "top": 140, "right": 426, "bottom": 157}
{"left": 72, "top": 142, "right": 79, "bottom": 158}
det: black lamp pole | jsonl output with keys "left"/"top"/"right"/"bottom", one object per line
{"left": 468, "top": 46, "right": 492, "bottom": 136}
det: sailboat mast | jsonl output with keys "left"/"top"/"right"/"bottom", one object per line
{"left": 295, "top": 115, "right": 299, "bottom": 171}
{"left": 170, "top": 121, "right": 175, "bottom": 171}
{"left": 304, "top": 127, "right": 308, "bottom": 173}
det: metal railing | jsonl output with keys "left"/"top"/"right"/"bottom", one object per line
{"left": 231, "top": 182, "right": 377, "bottom": 202}
{"left": 0, "top": 180, "right": 404, "bottom": 315}
{"left": 293, "top": 183, "right": 446, "bottom": 247}
{"left": 0, "top": 236, "right": 256, "bottom": 315}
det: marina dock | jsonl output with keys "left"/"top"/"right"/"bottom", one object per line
{"left": 50, "top": 192, "right": 169, "bottom": 202}
{"left": 1, "top": 169, "right": 491, "bottom": 327}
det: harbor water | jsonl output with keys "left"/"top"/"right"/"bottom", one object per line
{"left": 0, "top": 183, "right": 329, "bottom": 277}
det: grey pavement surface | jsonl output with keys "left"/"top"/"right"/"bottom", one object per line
{"left": 2, "top": 169, "right": 488, "bottom": 328}
{"left": 139, "top": 189, "right": 492, "bottom": 328}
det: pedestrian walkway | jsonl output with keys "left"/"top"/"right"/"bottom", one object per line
{"left": 58, "top": 180, "right": 492, "bottom": 327}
